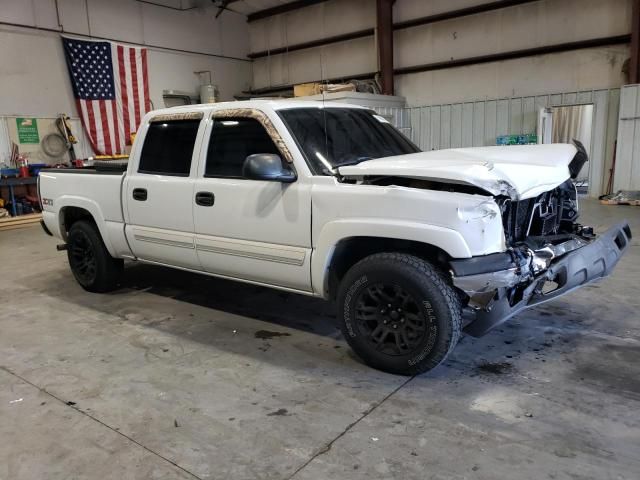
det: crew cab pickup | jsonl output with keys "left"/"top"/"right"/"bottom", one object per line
{"left": 39, "top": 100, "right": 631, "bottom": 375}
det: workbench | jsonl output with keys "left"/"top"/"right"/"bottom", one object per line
{"left": 0, "top": 177, "right": 38, "bottom": 216}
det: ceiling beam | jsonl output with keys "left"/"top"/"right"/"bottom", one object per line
{"left": 248, "top": 0, "right": 541, "bottom": 59}
{"left": 247, "top": 0, "right": 330, "bottom": 23}
{"left": 393, "top": 0, "right": 538, "bottom": 30}
{"left": 394, "top": 34, "right": 631, "bottom": 76}
{"left": 247, "top": 34, "right": 631, "bottom": 95}
{"left": 247, "top": 28, "right": 373, "bottom": 59}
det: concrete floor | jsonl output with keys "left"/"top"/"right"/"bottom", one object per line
{"left": 0, "top": 199, "right": 639, "bottom": 480}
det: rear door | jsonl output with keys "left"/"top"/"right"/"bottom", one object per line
{"left": 124, "top": 112, "right": 205, "bottom": 270}
{"left": 192, "top": 110, "right": 312, "bottom": 291}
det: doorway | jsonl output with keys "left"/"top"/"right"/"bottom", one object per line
{"left": 538, "top": 104, "right": 594, "bottom": 194}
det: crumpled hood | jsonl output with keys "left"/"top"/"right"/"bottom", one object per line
{"left": 338, "top": 144, "right": 577, "bottom": 200}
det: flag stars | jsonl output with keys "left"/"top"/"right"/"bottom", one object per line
{"left": 64, "top": 39, "right": 122, "bottom": 101}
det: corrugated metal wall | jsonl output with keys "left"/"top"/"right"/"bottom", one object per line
{"left": 373, "top": 106, "right": 412, "bottom": 137}
{"left": 614, "top": 84, "right": 640, "bottom": 192}
{"left": 380, "top": 89, "right": 621, "bottom": 198}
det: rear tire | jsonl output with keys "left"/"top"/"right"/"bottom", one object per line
{"left": 67, "top": 220, "right": 123, "bottom": 293}
{"left": 337, "top": 253, "right": 461, "bottom": 375}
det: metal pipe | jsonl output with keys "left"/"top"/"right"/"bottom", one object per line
{"left": 0, "top": 21, "right": 251, "bottom": 62}
{"left": 54, "top": 0, "right": 63, "bottom": 31}
{"left": 376, "top": 0, "right": 394, "bottom": 95}
{"left": 135, "top": 0, "right": 198, "bottom": 11}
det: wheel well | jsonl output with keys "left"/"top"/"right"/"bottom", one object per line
{"left": 326, "top": 237, "right": 451, "bottom": 300}
{"left": 61, "top": 206, "right": 94, "bottom": 235}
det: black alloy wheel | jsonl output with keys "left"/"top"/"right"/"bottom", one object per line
{"left": 67, "top": 220, "right": 123, "bottom": 292}
{"left": 68, "top": 228, "right": 98, "bottom": 285}
{"left": 337, "top": 253, "right": 462, "bottom": 375}
{"left": 354, "top": 283, "right": 429, "bottom": 356}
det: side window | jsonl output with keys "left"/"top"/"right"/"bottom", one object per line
{"left": 138, "top": 119, "right": 200, "bottom": 176}
{"left": 205, "top": 117, "right": 280, "bottom": 178}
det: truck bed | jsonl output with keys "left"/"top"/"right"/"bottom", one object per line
{"left": 39, "top": 167, "right": 129, "bottom": 257}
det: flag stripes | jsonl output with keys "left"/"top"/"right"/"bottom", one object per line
{"left": 63, "top": 37, "right": 150, "bottom": 155}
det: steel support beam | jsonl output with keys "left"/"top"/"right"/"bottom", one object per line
{"left": 631, "top": 0, "right": 640, "bottom": 83}
{"left": 395, "top": 34, "right": 631, "bottom": 76}
{"left": 377, "top": 0, "right": 395, "bottom": 95}
{"left": 247, "top": 28, "right": 374, "bottom": 59}
{"left": 247, "top": 34, "right": 630, "bottom": 96}
{"left": 248, "top": 0, "right": 541, "bottom": 60}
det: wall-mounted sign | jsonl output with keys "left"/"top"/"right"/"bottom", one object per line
{"left": 16, "top": 118, "right": 40, "bottom": 144}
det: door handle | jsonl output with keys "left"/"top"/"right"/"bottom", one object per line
{"left": 195, "top": 191, "right": 215, "bottom": 207}
{"left": 132, "top": 188, "right": 147, "bottom": 201}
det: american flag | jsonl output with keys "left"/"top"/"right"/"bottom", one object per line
{"left": 62, "top": 37, "right": 151, "bottom": 155}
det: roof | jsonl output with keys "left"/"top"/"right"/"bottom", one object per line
{"left": 154, "top": 99, "right": 369, "bottom": 115}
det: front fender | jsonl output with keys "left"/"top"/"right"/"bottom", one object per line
{"left": 311, "top": 218, "right": 472, "bottom": 296}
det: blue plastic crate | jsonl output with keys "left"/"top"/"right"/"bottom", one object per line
{"left": 1, "top": 168, "right": 19, "bottom": 178}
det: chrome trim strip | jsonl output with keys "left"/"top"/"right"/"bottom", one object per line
{"left": 134, "top": 234, "right": 194, "bottom": 249}
{"left": 196, "top": 243, "right": 305, "bottom": 266}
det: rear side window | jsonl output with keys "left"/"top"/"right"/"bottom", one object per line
{"left": 205, "top": 117, "right": 280, "bottom": 178}
{"left": 139, "top": 120, "right": 200, "bottom": 176}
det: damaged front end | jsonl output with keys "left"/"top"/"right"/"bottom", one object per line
{"left": 450, "top": 178, "right": 632, "bottom": 336}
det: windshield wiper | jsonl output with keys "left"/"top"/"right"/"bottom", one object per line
{"left": 332, "top": 156, "right": 374, "bottom": 168}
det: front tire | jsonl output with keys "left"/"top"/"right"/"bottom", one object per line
{"left": 337, "top": 253, "right": 461, "bottom": 375}
{"left": 67, "top": 220, "right": 123, "bottom": 293}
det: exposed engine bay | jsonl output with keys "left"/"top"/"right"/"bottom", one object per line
{"left": 340, "top": 141, "right": 631, "bottom": 336}
{"left": 461, "top": 179, "right": 596, "bottom": 303}
{"left": 498, "top": 179, "right": 582, "bottom": 245}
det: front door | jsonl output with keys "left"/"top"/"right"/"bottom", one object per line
{"left": 192, "top": 113, "right": 312, "bottom": 292}
{"left": 124, "top": 115, "right": 204, "bottom": 270}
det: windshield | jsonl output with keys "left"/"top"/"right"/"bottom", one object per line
{"left": 278, "top": 107, "right": 420, "bottom": 175}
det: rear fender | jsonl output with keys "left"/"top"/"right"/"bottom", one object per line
{"left": 56, "top": 196, "right": 117, "bottom": 257}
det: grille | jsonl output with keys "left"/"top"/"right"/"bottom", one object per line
{"left": 502, "top": 198, "right": 535, "bottom": 244}
{"left": 501, "top": 190, "right": 562, "bottom": 245}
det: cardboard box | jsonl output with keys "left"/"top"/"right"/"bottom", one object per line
{"left": 294, "top": 82, "right": 356, "bottom": 97}
{"left": 294, "top": 83, "right": 322, "bottom": 97}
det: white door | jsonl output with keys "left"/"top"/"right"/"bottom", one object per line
{"left": 124, "top": 117, "right": 204, "bottom": 270}
{"left": 538, "top": 107, "right": 553, "bottom": 144}
{"left": 192, "top": 114, "right": 312, "bottom": 292}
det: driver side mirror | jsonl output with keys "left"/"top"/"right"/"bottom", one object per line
{"left": 242, "top": 153, "right": 296, "bottom": 183}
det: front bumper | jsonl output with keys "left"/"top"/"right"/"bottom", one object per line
{"left": 451, "top": 222, "right": 632, "bottom": 337}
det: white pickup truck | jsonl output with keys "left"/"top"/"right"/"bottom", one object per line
{"left": 39, "top": 100, "right": 631, "bottom": 375}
